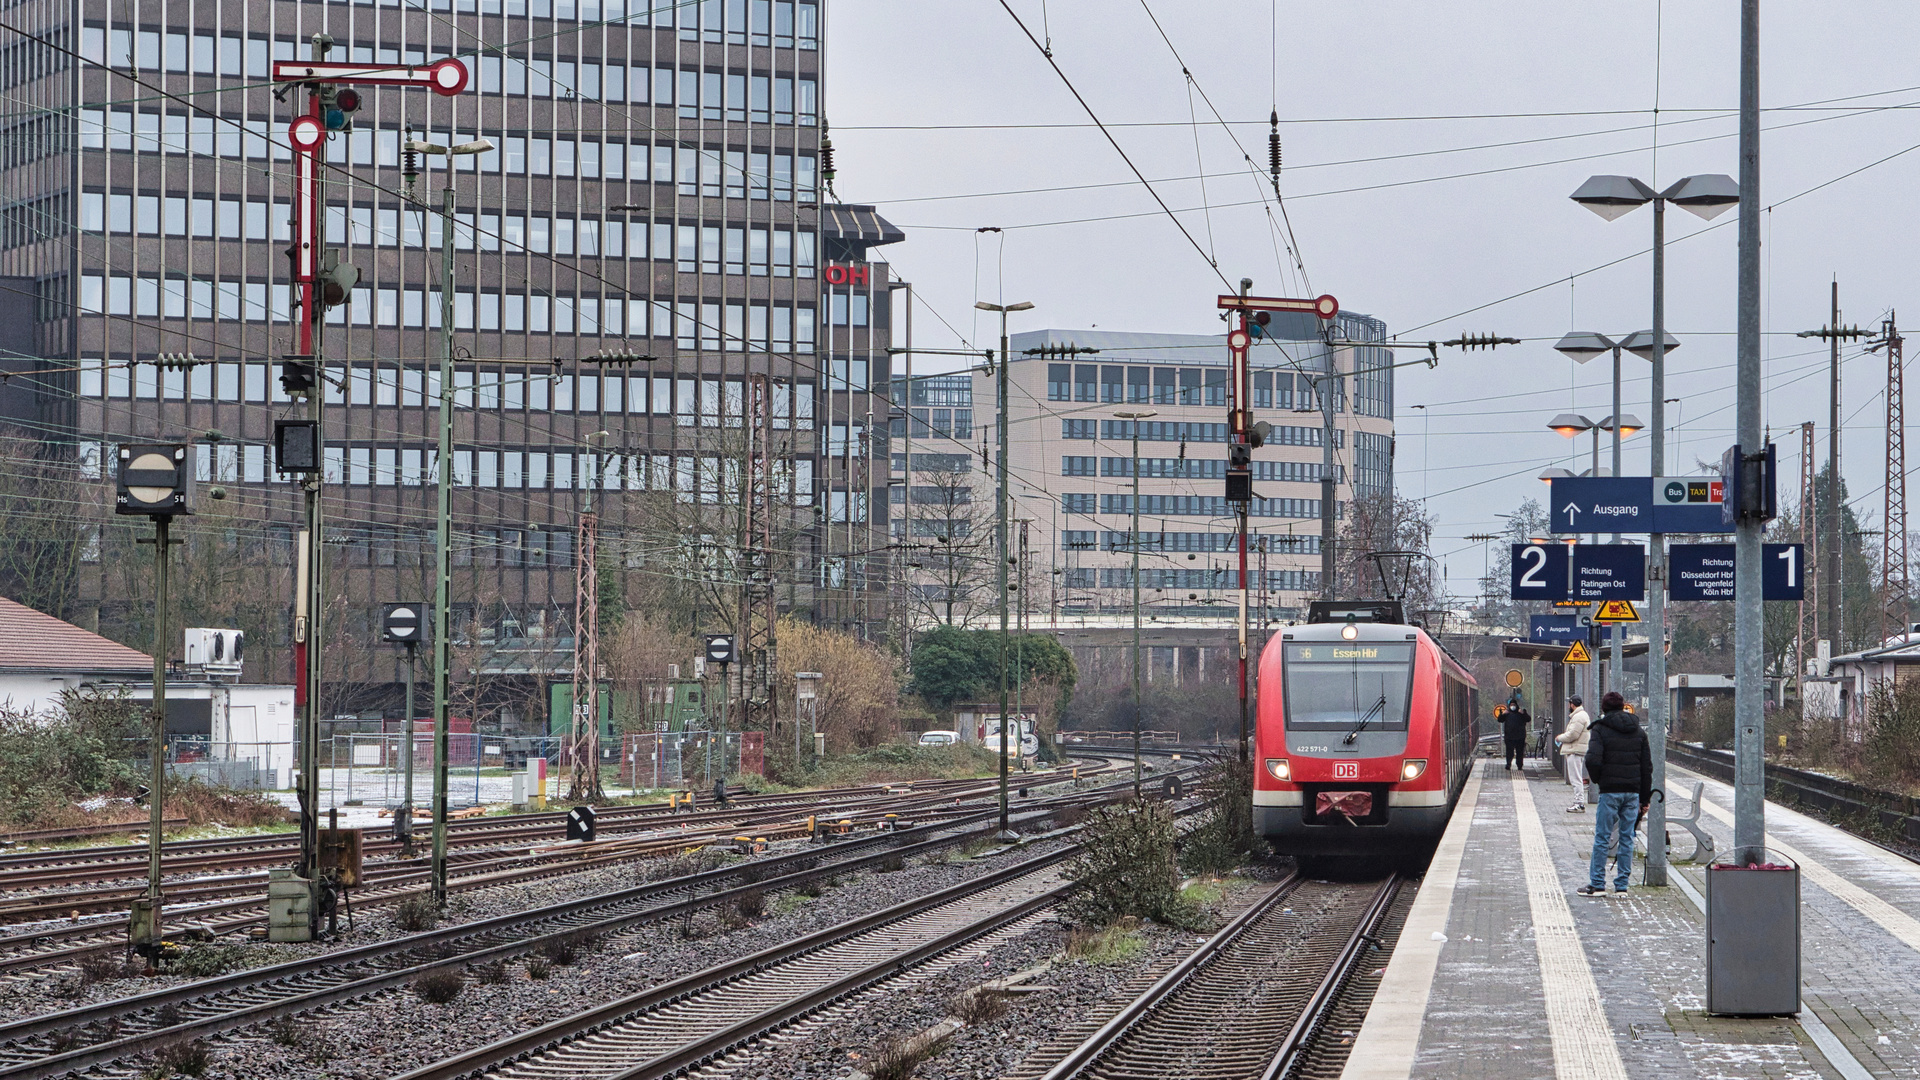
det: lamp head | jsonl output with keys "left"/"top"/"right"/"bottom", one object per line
{"left": 1619, "top": 330, "right": 1681, "bottom": 360}
{"left": 1661, "top": 173, "right": 1740, "bottom": 220}
{"left": 1538, "top": 468, "right": 1575, "bottom": 484}
{"left": 1570, "top": 174, "right": 1656, "bottom": 220}
{"left": 1547, "top": 412, "right": 1593, "bottom": 438}
{"left": 1598, "top": 414, "right": 1644, "bottom": 437}
{"left": 1553, "top": 332, "right": 1614, "bottom": 363}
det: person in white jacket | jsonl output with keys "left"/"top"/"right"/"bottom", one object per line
{"left": 1555, "top": 696, "right": 1593, "bottom": 813}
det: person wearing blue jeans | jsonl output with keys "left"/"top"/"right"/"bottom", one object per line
{"left": 1576, "top": 691, "right": 1652, "bottom": 898}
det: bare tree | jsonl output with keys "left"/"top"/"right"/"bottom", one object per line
{"left": 1334, "top": 491, "right": 1440, "bottom": 613}
{"left": 897, "top": 461, "right": 996, "bottom": 628}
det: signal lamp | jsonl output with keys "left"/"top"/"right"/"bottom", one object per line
{"left": 275, "top": 419, "right": 319, "bottom": 474}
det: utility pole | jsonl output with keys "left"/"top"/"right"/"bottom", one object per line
{"left": 1798, "top": 422, "right": 1818, "bottom": 682}
{"left": 1732, "top": 0, "right": 1764, "bottom": 861}
{"left": 429, "top": 184, "right": 457, "bottom": 904}
{"left": 1115, "top": 409, "right": 1157, "bottom": 795}
{"left": 975, "top": 300, "right": 1032, "bottom": 839}
{"left": 399, "top": 640, "right": 417, "bottom": 849}
{"left": 1798, "top": 286, "right": 1865, "bottom": 653}
{"left": 1874, "top": 315, "right": 1907, "bottom": 640}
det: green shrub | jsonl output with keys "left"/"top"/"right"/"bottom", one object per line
{"left": 0, "top": 687, "right": 142, "bottom": 829}
{"left": 174, "top": 945, "right": 243, "bottom": 979}
{"left": 1063, "top": 800, "right": 1196, "bottom": 929}
{"left": 1065, "top": 922, "right": 1146, "bottom": 964}
{"left": 1862, "top": 680, "right": 1920, "bottom": 788}
{"left": 1178, "top": 758, "right": 1258, "bottom": 875}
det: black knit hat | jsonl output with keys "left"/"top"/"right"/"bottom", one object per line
{"left": 1567, "top": 695, "right": 1583, "bottom": 706}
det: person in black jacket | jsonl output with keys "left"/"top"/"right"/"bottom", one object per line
{"left": 1577, "top": 691, "right": 1653, "bottom": 897}
{"left": 1500, "top": 695, "right": 1531, "bottom": 771}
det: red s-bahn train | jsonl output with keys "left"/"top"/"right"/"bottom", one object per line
{"left": 1253, "top": 601, "right": 1478, "bottom": 857}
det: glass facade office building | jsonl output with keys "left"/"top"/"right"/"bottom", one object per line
{"left": 1, "top": 0, "right": 902, "bottom": 696}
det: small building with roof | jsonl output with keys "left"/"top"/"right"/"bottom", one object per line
{"left": 1804, "top": 625, "right": 1920, "bottom": 731}
{"left": 0, "top": 595, "right": 152, "bottom": 716}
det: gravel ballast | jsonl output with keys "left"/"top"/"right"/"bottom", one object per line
{"left": 102, "top": 840, "right": 1076, "bottom": 1080}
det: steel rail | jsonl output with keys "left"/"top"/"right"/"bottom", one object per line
{"left": 390, "top": 847, "right": 1081, "bottom": 1080}
{"left": 0, "top": 801, "right": 1095, "bottom": 1079}
{"left": 1258, "top": 874, "right": 1402, "bottom": 1080}
{"left": 1034, "top": 874, "right": 1304, "bottom": 1080}
{"left": 1035, "top": 875, "right": 1399, "bottom": 1080}
{"left": 0, "top": 779, "right": 1123, "bottom": 976}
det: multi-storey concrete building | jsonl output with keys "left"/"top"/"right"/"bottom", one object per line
{"left": 973, "top": 315, "right": 1395, "bottom": 626}
{"left": 0, "top": 0, "right": 902, "bottom": 726}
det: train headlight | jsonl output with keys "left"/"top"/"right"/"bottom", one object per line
{"left": 1340, "top": 619, "right": 1359, "bottom": 640}
{"left": 1264, "top": 758, "right": 1291, "bottom": 781}
{"left": 1401, "top": 758, "right": 1428, "bottom": 781}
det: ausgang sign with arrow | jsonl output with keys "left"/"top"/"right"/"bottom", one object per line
{"left": 1549, "top": 476, "right": 1733, "bottom": 534}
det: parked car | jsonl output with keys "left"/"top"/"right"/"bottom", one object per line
{"left": 917, "top": 730, "right": 960, "bottom": 747}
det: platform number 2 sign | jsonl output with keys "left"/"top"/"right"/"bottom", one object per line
{"left": 1509, "top": 543, "right": 1570, "bottom": 601}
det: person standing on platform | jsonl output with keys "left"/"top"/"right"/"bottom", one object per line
{"left": 1555, "top": 695, "right": 1592, "bottom": 813}
{"left": 1501, "top": 696, "right": 1532, "bottom": 771}
{"left": 1577, "top": 690, "right": 1652, "bottom": 897}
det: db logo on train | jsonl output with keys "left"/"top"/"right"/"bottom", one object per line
{"left": 1333, "top": 761, "right": 1359, "bottom": 780}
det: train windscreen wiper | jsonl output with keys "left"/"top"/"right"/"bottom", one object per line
{"left": 1342, "top": 694, "right": 1387, "bottom": 746}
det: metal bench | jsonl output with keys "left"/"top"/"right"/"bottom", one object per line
{"left": 1661, "top": 780, "right": 1717, "bottom": 863}
{"left": 1606, "top": 781, "right": 1716, "bottom": 866}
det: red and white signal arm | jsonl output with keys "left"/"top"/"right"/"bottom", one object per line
{"left": 1217, "top": 293, "right": 1340, "bottom": 320}
{"left": 271, "top": 57, "right": 471, "bottom": 96}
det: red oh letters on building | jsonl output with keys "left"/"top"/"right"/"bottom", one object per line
{"left": 822, "top": 264, "right": 868, "bottom": 286}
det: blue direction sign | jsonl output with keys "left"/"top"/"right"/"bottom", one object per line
{"left": 1551, "top": 476, "right": 1735, "bottom": 534}
{"left": 1573, "top": 543, "right": 1646, "bottom": 601}
{"left": 1509, "top": 542, "right": 1570, "bottom": 602}
{"left": 1668, "top": 543, "right": 1807, "bottom": 601}
{"left": 1509, "top": 542, "right": 1645, "bottom": 602}
{"left": 1529, "top": 613, "right": 1598, "bottom": 647}
{"left": 1550, "top": 477, "right": 1649, "bottom": 534}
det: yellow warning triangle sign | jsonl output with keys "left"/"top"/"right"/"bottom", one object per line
{"left": 1562, "top": 639, "right": 1593, "bottom": 664}
{"left": 1593, "top": 599, "right": 1641, "bottom": 623}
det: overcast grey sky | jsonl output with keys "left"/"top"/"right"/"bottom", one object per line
{"left": 827, "top": 2, "right": 1920, "bottom": 597}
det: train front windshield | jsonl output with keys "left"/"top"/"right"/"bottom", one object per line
{"left": 1282, "top": 642, "right": 1415, "bottom": 731}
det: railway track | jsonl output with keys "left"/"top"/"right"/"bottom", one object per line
{"left": 1024, "top": 874, "right": 1405, "bottom": 1080}
{"left": 0, "top": 799, "right": 1097, "bottom": 1080}
{"left": 0, "top": 770, "right": 1116, "bottom": 977}
{"left": 393, "top": 846, "right": 1078, "bottom": 1080}
{"left": 0, "top": 777, "right": 995, "bottom": 890}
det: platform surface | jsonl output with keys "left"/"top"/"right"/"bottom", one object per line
{"left": 1341, "top": 756, "right": 1920, "bottom": 1080}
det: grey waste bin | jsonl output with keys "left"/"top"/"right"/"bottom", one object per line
{"left": 1706, "top": 850, "right": 1800, "bottom": 1015}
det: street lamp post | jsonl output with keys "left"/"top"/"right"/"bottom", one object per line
{"left": 404, "top": 133, "right": 493, "bottom": 905}
{"left": 1571, "top": 171, "right": 1738, "bottom": 886}
{"left": 1114, "top": 409, "right": 1158, "bottom": 797}
{"left": 1552, "top": 336, "right": 1652, "bottom": 698}
{"left": 975, "top": 300, "right": 1033, "bottom": 839}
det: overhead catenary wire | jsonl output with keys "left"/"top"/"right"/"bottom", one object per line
{"left": 990, "top": 0, "right": 1232, "bottom": 292}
